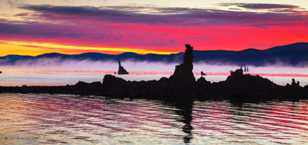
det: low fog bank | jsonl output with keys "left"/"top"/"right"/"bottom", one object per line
{"left": 2, "top": 57, "right": 308, "bottom": 69}
{"left": 0, "top": 59, "right": 307, "bottom": 86}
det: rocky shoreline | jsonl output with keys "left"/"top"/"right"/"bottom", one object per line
{"left": 1, "top": 44, "right": 307, "bottom": 102}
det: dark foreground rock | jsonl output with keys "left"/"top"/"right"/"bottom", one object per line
{"left": 102, "top": 44, "right": 196, "bottom": 101}
{"left": 0, "top": 44, "right": 308, "bottom": 102}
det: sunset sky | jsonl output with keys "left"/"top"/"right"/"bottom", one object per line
{"left": 0, "top": 0, "right": 308, "bottom": 56}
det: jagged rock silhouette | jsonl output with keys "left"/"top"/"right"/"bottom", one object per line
{"left": 117, "top": 61, "right": 129, "bottom": 75}
{"left": 168, "top": 44, "right": 196, "bottom": 98}
{"left": 102, "top": 44, "right": 197, "bottom": 100}
{"left": 0, "top": 44, "right": 308, "bottom": 102}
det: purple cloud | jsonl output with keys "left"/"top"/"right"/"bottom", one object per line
{"left": 0, "top": 4, "right": 307, "bottom": 51}
{"left": 20, "top": 5, "right": 308, "bottom": 26}
{"left": 0, "top": 20, "right": 85, "bottom": 38}
{"left": 221, "top": 3, "right": 300, "bottom": 10}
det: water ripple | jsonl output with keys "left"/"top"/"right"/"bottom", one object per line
{"left": 0, "top": 94, "right": 308, "bottom": 145}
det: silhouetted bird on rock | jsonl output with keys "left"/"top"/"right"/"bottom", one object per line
{"left": 102, "top": 44, "right": 197, "bottom": 100}
{"left": 1, "top": 44, "right": 308, "bottom": 101}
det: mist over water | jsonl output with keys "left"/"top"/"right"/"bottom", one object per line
{"left": 1, "top": 60, "right": 308, "bottom": 145}
{"left": 0, "top": 60, "right": 307, "bottom": 86}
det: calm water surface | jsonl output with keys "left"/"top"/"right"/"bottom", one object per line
{"left": 0, "top": 94, "right": 308, "bottom": 145}
{"left": 1, "top": 64, "right": 308, "bottom": 86}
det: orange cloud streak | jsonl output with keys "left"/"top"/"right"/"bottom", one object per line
{"left": 0, "top": 40, "right": 177, "bottom": 56}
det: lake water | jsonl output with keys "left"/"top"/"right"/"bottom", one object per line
{"left": 0, "top": 62, "right": 308, "bottom": 86}
{"left": 0, "top": 93, "right": 307, "bottom": 145}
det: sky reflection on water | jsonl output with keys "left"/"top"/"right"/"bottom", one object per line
{"left": 0, "top": 94, "right": 308, "bottom": 145}
{"left": 0, "top": 61, "right": 308, "bottom": 86}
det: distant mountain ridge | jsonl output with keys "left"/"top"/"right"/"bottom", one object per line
{"left": 1, "top": 42, "right": 308, "bottom": 66}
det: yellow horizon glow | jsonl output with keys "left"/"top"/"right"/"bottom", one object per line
{"left": 0, "top": 40, "right": 177, "bottom": 56}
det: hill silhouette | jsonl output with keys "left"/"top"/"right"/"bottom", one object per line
{"left": 1, "top": 42, "right": 308, "bottom": 66}
{"left": 0, "top": 44, "right": 307, "bottom": 103}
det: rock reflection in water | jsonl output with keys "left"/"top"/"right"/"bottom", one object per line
{"left": 165, "top": 100, "right": 194, "bottom": 144}
{"left": 0, "top": 94, "right": 308, "bottom": 145}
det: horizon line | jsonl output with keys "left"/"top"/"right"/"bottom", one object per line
{"left": 0, "top": 40, "right": 308, "bottom": 57}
